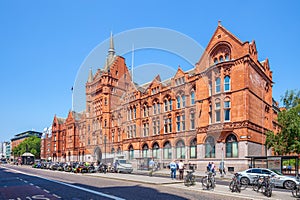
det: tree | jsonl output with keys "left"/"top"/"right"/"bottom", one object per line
{"left": 266, "top": 89, "right": 300, "bottom": 154}
{"left": 12, "top": 136, "right": 41, "bottom": 158}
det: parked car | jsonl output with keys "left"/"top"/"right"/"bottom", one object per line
{"left": 238, "top": 168, "right": 300, "bottom": 189}
{"left": 113, "top": 158, "right": 133, "bottom": 173}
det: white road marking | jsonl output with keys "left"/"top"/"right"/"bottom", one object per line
{"left": 3, "top": 166, "right": 126, "bottom": 200}
{"left": 52, "top": 194, "right": 61, "bottom": 198}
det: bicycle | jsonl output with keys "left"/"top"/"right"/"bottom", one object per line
{"left": 292, "top": 175, "right": 300, "bottom": 198}
{"left": 229, "top": 173, "right": 247, "bottom": 192}
{"left": 201, "top": 171, "right": 216, "bottom": 190}
{"left": 261, "top": 175, "right": 274, "bottom": 197}
{"left": 252, "top": 175, "right": 264, "bottom": 192}
{"left": 184, "top": 170, "right": 196, "bottom": 187}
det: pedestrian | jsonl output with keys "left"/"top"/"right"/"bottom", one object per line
{"left": 149, "top": 158, "right": 155, "bottom": 176}
{"left": 169, "top": 160, "right": 177, "bottom": 180}
{"left": 219, "top": 161, "right": 226, "bottom": 176}
{"left": 211, "top": 162, "right": 215, "bottom": 174}
{"left": 207, "top": 162, "right": 211, "bottom": 172}
{"left": 287, "top": 164, "right": 292, "bottom": 174}
{"left": 178, "top": 160, "right": 185, "bottom": 180}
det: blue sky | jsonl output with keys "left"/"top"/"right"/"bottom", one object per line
{"left": 0, "top": 1, "right": 299, "bottom": 142}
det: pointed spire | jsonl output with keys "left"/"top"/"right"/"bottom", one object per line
{"left": 104, "top": 32, "right": 116, "bottom": 72}
{"left": 108, "top": 31, "right": 115, "bottom": 57}
{"left": 88, "top": 68, "right": 93, "bottom": 83}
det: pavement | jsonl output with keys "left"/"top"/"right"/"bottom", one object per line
{"left": 88, "top": 169, "right": 297, "bottom": 200}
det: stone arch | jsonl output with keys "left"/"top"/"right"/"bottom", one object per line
{"left": 93, "top": 146, "right": 102, "bottom": 162}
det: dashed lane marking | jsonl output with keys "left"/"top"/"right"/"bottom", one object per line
{"left": 2, "top": 166, "right": 126, "bottom": 200}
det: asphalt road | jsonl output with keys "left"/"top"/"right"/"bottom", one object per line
{"left": 0, "top": 165, "right": 259, "bottom": 200}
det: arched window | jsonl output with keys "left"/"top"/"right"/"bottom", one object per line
{"left": 190, "top": 110, "right": 195, "bottom": 130}
{"left": 117, "top": 146, "right": 121, "bottom": 154}
{"left": 142, "top": 144, "right": 149, "bottom": 158}
{"left": 215, "top": 77, "right": 221, "bottom": 93}
{"left": 205, "top": 136, "right": 215, "bottom": 158}
{"left": 226, "top": 134, "right": 238, "bottom": 158}
{"left": 177, "top": 96, "right": 181, "bottom": 109}
{"left": 153, "top": 103, "right": 157, "bottom": 115}
{"left": 224, "top": 76, "right": 230, "bottom": 92}
{"left": 152, "top": 143, "right": 160, "bottom": 159}
{"left": 111, "top": 147, "right": 115, "bottom": 154}
{"left": 163, "top": 141, "right": 172, "bottom": 159}
{"left": 164, "top": 99, "right": 168, "bottom": 112}
{"left": 129, "top": 145, "right": 134, "bottom": 160}
{"left": 190, "top": 138, "right": 197, "bottom": 159}
{"left": 143, "top": 104, "right": 148, "bottom": 117}
{"left": 176, "top": 140, "right": 185, "bottom": 159}
{"left": 214, "top": 58, "right": 218, "bottom": 64}
{"left": 169, "top": 99, "right": 172, "bottom": 111}
{"left": 225, "top": 54, "right": 230, "bottom": 61}
{"left": 182, "top": 95, "right": 186, "bottom": 107}
{"left": 190, "top": 91, "right": 195, "bottom": 105}
{"left": 219, "top": 56, "right": 224, "bottom": 62}
{"left": 215, "top": 99, "right": 221, "bottom": 123}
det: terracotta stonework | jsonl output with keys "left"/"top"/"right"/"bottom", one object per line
{"left": 41, "top": 23, "right": 279, "bottom": 172}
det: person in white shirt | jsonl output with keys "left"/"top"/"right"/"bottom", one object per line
{"left": 178, "top": 160, "right": 185, "bottom": 180}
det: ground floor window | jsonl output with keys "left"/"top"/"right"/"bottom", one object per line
{"left": 226, "top": 134, "right": 238, "bottom": 158}
{"left": 205, "top": 136, "right": 215, "bottom": 158}
{"left": 142, "top": 144, "right": 148, "bottom": 158}
{"left": 190, "top": 138, "right": 197, "bottom": 159}
{"left": 163, "top": 141, "right": 172, "bottom": 159}
{"left": 176, "top": 140, "right": 185, "bottom": 159}
{"left": 129, "top": 145, "right": 134, "bottom": 160}
{"left": 152, "top": 143, "right": 159, "bottom": 159}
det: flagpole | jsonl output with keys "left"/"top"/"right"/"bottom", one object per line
{"left": 71, "top": 86, "right": 74, "bottom": 111}
{"left": 131, "top": 44, "right": 134, "bottom": 83}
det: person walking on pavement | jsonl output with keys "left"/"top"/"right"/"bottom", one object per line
{"left": 219, "top": 161, "right": 226, "bottom": 176}
{"left": 149, "top": 158, "right": 155, "bottom": 176}
{"left": 211, "top": 162, "right": 216, "bottom": 174}
{"left": 170, "top": 160, "right": 177, "bottom": 180}
{"left": 178, "top": 160, "right": 184, "bottom": 180}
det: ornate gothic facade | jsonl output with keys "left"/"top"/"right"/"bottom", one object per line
{"left": 41, "top": 23, "right": 279, "bottom": 171}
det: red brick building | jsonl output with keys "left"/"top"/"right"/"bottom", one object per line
{"left": 42, "top": 23, "right": 279, "bottom": 171}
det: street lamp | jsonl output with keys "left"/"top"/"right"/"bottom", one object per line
{"left": 221, "top": 146, "right": 224, "bottom": 177}
{"left": 104, "top": 135, "right": 107, "bottom": 161}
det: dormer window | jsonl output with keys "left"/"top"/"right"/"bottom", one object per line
{"left": 175, "top": 77, "right": 185, "bottom": 86}
{"left": 211, "top": 44, "right": 231, "bottom": 65}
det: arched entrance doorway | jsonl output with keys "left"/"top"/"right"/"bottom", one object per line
{"left": 94, "top": 146, "right": 102, "bottom": 163}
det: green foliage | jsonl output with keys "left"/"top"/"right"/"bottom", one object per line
{"left": 266, "top": 89, "right": 300, "bottom": 154}
{"left": 12, "top": 136, "right": 41, "bottom": 158}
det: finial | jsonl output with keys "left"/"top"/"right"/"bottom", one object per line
{"left": 218, "top": 20, "right": 222, "bottom": 26}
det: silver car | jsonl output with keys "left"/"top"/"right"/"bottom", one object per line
{"left": 238, "top": 168, "right": 299, "bottom": 189}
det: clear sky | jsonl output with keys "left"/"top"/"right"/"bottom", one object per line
{"left": 0, "top": 1, "right": 299, "bottom": 142}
